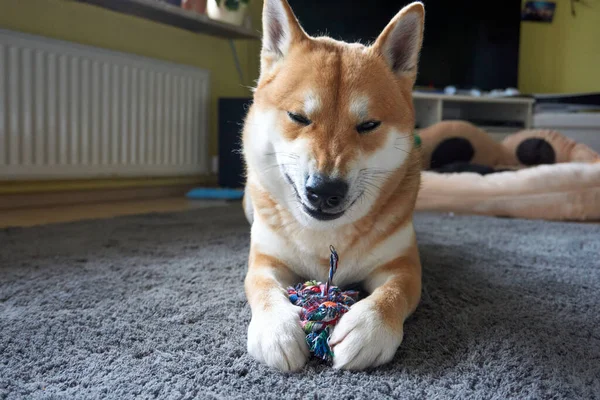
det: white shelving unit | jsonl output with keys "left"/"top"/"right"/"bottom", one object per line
{"left": 413, "top": 92, "right": 535, "bottom": 141}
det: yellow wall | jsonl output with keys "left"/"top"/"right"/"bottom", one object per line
{"left": 519, "top": 0, "right": 600, "bottom": 94}
{"left": 4, "top": 0, "right": 596, "bottom": 136}
{"left": 0, "top": 0, "right": 262, "bottom": 160}
{"left": 2, "top": 0, "right": 597, "bottom": 184}
{"left": 2, "top": 0, "right": 598, "bottom": 124}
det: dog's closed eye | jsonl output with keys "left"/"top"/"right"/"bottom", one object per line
{"left": 287, "top": 111, "right": 312, "bottom": 126}
{"left": 356, "top": 120, "right": 381, "bottom": 134}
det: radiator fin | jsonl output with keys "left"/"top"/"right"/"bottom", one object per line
{"left": 0, "top": 30, "right": 210, "bottom": 179}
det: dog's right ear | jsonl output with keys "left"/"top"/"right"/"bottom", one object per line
{"left": 372, "top": 2, "right": 425, "bottom": 83}
{"left": 260, "top": 0, "right": 307, "bottom": 77}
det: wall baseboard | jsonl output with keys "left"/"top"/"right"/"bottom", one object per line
{"left": 0, "top": 175, "right": 215, "bottom": 195}
{"left": 0, "top": 179, "right": 216, "bottom": 210}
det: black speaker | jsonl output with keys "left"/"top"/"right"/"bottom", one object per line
{"left": 217, "top": 97, "right": 252, "bottom": 189}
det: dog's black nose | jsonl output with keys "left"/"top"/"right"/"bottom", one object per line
{"left": 305, "top": 174, "right": 349, "bottom": 210}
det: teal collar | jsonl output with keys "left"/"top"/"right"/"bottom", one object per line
{"left": 413, "top": 131, "right": 421, "bottom": 148}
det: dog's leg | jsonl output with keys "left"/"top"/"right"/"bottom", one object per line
{"left": 329, "top": 246, "right": 421, "bottom": 370}
{"left": 245, "top": 249, "right": 310, "bottom": 371}
{"left": 242, "top": 189, "right": 254, "bottom": 225}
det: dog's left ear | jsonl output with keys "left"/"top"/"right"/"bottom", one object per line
{"left": 260, "top": 0, "right": 308, "bottom": 78}
{"left": 373, "top": 2, "right": 425, "bottom": 82}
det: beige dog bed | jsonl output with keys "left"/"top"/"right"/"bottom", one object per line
{"left": 415, "top": 121, "right": 600, "bottom": 221}
{"left": 416, "top": 162, "right": 600, "bottom": 221}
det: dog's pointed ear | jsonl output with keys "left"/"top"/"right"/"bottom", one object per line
{"left": 260, "top": 0, "right": 308, "bottom": 76}
{"left": 373, "top": 2, "right": 424, "bottom": 81}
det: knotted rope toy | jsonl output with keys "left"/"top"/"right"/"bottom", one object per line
{"left": 287, "top": 246, "right": 360, "bottom": 362}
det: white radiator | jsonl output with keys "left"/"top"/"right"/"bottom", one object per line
{"left": 0, "top": 29, "right": 211, "bottom": 180}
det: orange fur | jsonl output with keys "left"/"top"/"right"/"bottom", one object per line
{"left": 367, "top": 242, "right": 422, "bottom": 332}
{"left": 253, "top": 38, "right": 417, "bottom": 175}
{"left": 245, "top": 249, "right": 297, "bottom": 311}
{"left": 242, "top": 0, "right": 426, "bottom": 371}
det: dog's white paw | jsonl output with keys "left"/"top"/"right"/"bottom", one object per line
{"left": 247, "top": 304, "right": 309, "bottom": 372}
{"left": 330, "top": 299, "right": 403, "bottom": 370}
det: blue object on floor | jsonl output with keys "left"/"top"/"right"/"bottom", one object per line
{"left": 185, "top": 187, "right": 244, "bottom": 200}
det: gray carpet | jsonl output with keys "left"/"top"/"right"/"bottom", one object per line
{"left": 1, "top": 205, "right": 599, "bottom": 400}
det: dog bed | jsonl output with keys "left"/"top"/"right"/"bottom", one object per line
{"left": 415, "top": 121, "right": 600, "bottom": 221}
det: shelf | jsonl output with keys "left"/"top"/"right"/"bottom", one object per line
{"left": 76, "top": 0, "right": 261, "bottom": 40}
{"left": 413, "top": 92, "right": 535, "bottom": 105}
{"left": 413, "top": 91, "right": 534, "bottom": 134}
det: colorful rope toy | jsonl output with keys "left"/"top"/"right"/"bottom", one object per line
{"left": 287, "top": 245, "right": 359, "bottom": 362}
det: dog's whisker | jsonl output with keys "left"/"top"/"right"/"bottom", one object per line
{"left": 359, "top": 175, "right": 388, "bottom": 185}
{"left": 265, "top": 152, "right": 300, "bottom": 159}
{"left": 361, "top": 180, "right": 383, "bottom": 191}
{"left": 394, "top": 146, "right": 411, "bottom": 155}
{"left": 261, "top": 162, "right": 299, "bottom": 173}
{"left": 394, "top": 134, "right": 413, "bottom": 141}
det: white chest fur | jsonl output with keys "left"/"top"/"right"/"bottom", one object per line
{"left": 251, "top": 217, "right": 415, "bottom": 288}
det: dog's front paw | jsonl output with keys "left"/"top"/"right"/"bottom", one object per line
{"left": 247, "top": 304, "right": 309, "bottom": 372}
{"left": 329, "top": 299, "right": 403, "bottom": 370}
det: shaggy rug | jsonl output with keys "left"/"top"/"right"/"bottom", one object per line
{"left": 1, "top": 205, "right": 599, "bottom": 399}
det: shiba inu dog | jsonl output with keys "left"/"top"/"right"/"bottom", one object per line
{"left": 241, "top": 0, "right": 425, "bottom": 371}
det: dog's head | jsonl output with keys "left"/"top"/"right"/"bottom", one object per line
{"left": 243, "top": 0, "right": 424, "bottom": 229}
